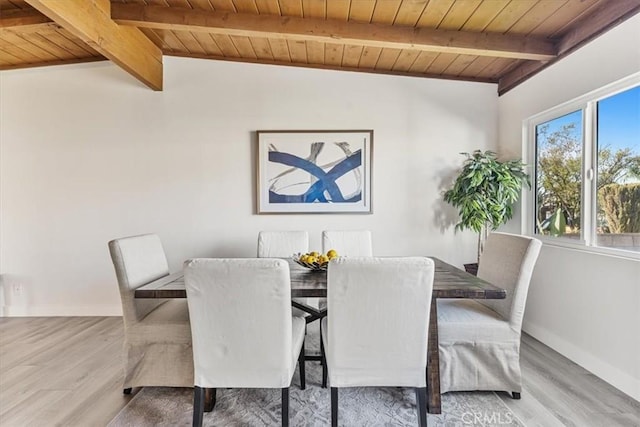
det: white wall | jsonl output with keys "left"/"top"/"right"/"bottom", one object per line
{"left": 499, "top": 14, "right": 640, "bottom": 401}
{"left": 0, "top": 57, "right": 497, "bottom": 316}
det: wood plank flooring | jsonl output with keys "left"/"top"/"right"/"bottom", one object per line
{"left": 0, "top": 317, "right": 128, "bottom": 427}
{"left": 1, "top": 317, "right": 638, "bottom": 426}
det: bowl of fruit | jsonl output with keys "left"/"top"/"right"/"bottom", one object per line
{"left": 293, "top": 250, "right": 339, "bottom": 271}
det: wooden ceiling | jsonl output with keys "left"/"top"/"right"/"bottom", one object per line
{"left": 1, "top": 0, "right": 639, "bottom": 94}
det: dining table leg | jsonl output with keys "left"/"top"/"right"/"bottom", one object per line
{"left": 291, "top": 300, "right": 327, "bottom": 363}
{"left": 204, "top": 388, "right": 216, "bottom": 412}
{"left": 427, "top": 299, "right": 441, "bottom": 414}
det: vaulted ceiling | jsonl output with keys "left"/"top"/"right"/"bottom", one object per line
{"left": 1, "top": 0, "right": 639, "bottom": 94}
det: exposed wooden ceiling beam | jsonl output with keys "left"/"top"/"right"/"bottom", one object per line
{"left": 0, "top": 8, "right": 53, "bottom": 30}
{"left": 0, "top": 7, "right": 60, "bottom": 34}
{"left": 165, "top": 51, "right": 498, "bottom": 85}
{"left": 0, "top": 56, "right": 107, "bottom": 71}
{"left": 498, "top": 0, "right": 640, "bottom": 95}
{"left": 24, "top": 0, "right": 163, "bottom": 90}
{"left": 111, "top": 4, "right": 557, "bottom": 61}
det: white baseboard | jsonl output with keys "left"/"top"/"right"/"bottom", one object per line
{"left": 2, "top": 304, "right": 122, "bottom": 317}
{"left": 523, "top": 321, "right": 640, "bottom": 402}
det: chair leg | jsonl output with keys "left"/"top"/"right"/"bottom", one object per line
{"left": 193, "top": 386, "right": 205, "bottom": 427}
{"left": 204, "top": 388, "right": 217, "bottom": 412}
{"left": 415, "top": 387, "right": 427, "bottom": 427}
{"left": 282, "top": 387, "right": 289, "bottom": 427}
{"left": 512, "top": 392, "right": 521, "bottom": 400}
{"left": 123, "top": 388, "right": 132, "bottom": 395}
{"left": 331, "top": 387, "right": 338, "bottom": 427}
{"left": 320, "top": 328, "right": 327, "bottom": 388}
{"left": 298, "top": 341, "right": 306, "bottom": 390}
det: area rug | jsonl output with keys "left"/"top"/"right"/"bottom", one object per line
{"left": 109, "top": 325, "right": 524, "bottom": 426}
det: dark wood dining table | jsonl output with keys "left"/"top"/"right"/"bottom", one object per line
{"left": 135, "top": 257, "right": 506, "bottom": 414}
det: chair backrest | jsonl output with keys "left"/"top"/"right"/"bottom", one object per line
{"left": 184, "top": 258, "right": 293, "bottom": 388}
{"left": 257, "top": 231, "right": 309, "bottom": 257}
{"left": 326, "top": 257, "right": 434, "bottom": 388}
{"left": 322, "top": 230, "right": 373, "bottom": 256}
{"left": 477, "top": 232, "right": 542, "bottom": 331}
{"left": 108, "top": 234, "right": 170, "bottom": 324}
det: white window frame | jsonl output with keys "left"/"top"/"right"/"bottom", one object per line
{"left": 522, "top": 72, "right": 640, "bottom": 260}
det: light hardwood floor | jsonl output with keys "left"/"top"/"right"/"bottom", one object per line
{"left": 1, "top": 317, "right": 638, "bottom": 426}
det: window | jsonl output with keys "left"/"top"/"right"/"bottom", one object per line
{"left": 596, "top": 88, "right": 640, "bottom": 250}
{"left": 535, "top": 110, "right": 583, "bottom": 240}
{"left": 527, "top": 74, "right": 640, "bottom": 256}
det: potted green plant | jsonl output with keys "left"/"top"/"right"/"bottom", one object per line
{"left": 443, "top": 150, "right": 530, "bottom": 274}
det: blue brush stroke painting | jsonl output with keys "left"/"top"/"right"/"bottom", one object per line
{"left": 268, "top": 148, "right": 362, "bottom": 204}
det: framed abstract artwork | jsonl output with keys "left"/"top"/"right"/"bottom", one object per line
{"left": 257, "top": 130, "right": 373, "bottom": 214}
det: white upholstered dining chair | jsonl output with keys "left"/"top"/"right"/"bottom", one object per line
{"left": 322, "top": 230, "right": 373, "bottom": 256}
{"left": 108, "top": 234, "right": 193, "bottom": 393}
{"left": 258, "top": 230, "right": 309, "bottom": 259}
{"left": 184, "top": 258, "right": 306, "bottom": 427}
{"left": 437, "top": 232, "right": 542, "bottom": 399}
{"left": 258, "top": 231, "right": 312, "bottom": 319}
{"left": 320, "top": 230, "right": 373, "bottom": 387}
{"left": 321, "top": 257, "right": 434, "bottom": 427}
